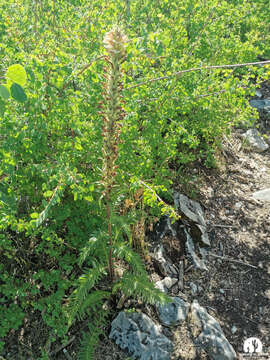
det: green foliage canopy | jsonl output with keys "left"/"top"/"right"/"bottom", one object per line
{"left": 0, "top": 0, "right": 269, "bottom": 357}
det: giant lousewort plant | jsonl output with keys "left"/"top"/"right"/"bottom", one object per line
{"left": 100, "top": 26, "right": 128, "bottom": 280}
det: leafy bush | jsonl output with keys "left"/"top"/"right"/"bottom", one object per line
{"left": 0, "top": 0, "right": 269, "bottom": 358}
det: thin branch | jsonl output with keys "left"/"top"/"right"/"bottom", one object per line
{"left": 136, "top": 178, "right": 165, "bottom": 204}
{"left": 126, "top": 60, "right": 270, "bottom": 90}
{"left": 49, "top": 336, "right": 75, "bottom": 356}
{"left": 76, "top": 55, "right": 105, "bottom": 78}
{"left": 126, "top": 174, "right": 180, "bottom": 219}
{"left": 61, "top": 55, "right": 105, "bottom": 91}
{"left": 208, "top": 252, "right": 258, "bottom": 269}
{"left": 210, "top": 224, "right": 238, "bottom": 229}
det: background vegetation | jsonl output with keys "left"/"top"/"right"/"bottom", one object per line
{"left": 0, "top": 0, "right": 269, "bottom": 358}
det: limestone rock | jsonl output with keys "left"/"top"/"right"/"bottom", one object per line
{"left": 249, "top": 99, "right": 270, "bottom": 110}
{"left": 174, "top": 192, "right": 210, "bottom": 247}
{"left": 155, "top": 277, "right": 178, "bottom": 293}
{"left": 255, "top": 90, "right": 263, "bottom": 98}
{"left": 157, "top": 296, "right": 190, "bottom": 326}
{"left": 152, "top": 244, "right": 178, "bottom": 277}
{"left": 190, "top": 300, "right": 237, "bottom": 360}
{"left": 242, "top": 129, "right": 269, "bottom": 152}
{"left": 110, "top": 311, "right": 173, "bottom": 360}
{"left": 185, "top": 229, "right": 208, "bottom": 271}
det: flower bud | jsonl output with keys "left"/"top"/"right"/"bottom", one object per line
{"left": 103, "top": 26, "right": 128, "bottom": 60}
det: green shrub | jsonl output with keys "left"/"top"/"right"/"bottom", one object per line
{"left": 0, "top": 0, "right": 269, "bottom": 358}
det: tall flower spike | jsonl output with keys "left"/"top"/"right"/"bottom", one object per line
{"left": 101, "top": 26, "right": 128, "bottom": 281}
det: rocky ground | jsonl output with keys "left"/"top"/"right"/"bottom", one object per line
{"left": 92, "top": 82, "right": 270, "bottom": 360}
{"left": 93, "top": 133, "right": 270, "bottom": 360}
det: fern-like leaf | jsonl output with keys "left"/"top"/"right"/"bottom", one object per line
{"left": 79, "top": 232, "right": 109, "bottom": 267}
{"left": 66, "top": 263, "right": 107, "bottom": 327}
{"left": 113, "top": 272, "right": 171, "bottom": 305}
{"left": 77, "top": 290, "right": 110, "bottom": 321}
{"left": 111, "top": 212, "right": 138, "bottom": 243}
{"left": 113, "top": 242, "right": 147, "bottom": 276}
{"left": 79, "top": 309, "right": 109, "bottom": 360}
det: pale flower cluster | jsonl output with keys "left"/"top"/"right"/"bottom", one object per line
{"left": 103, "top": 26, "right": 128, "bottom": 59}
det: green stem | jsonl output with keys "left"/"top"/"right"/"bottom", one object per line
{"left": 106, "top": 193, "right": 114, "bottom": 280}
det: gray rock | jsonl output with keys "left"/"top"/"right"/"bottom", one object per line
{"left": 155, "top": 280, "right": 168, "bottom": 293}
{"left": 249, "top": 99, "right": 270, "bottom": 110}
{"left": 174, "top": 192, "right": 210, "bottom": 247}
{"left": 190, "top": 282, "right": 198, "bottom": 295}
{"left": 185, "top": 229, "right": 208, "bottom": 271}
{"left": 155, "top": 277, "right": 178, "bottom": 293}
{"left": 152, "top": 244, "right": 177, "bottom": 277}
{"left": 153, "top": 216, "right": 175, "bottom": 241}
{"left": 252, "top": 188, "right": 270, "bottom": 201}
{"left": 242, "top": 129, "right": 269, "bottom": 152}
{"left": 234, "top": 201, "right": 243, "bottom": 210}
{"left": 157, "top": 296, "right": 190, "bottom": 326}
{"left": 163, "top": 276, "right": 178, "bottom": 289}
{"left": 174, "top": 193, "right": 206, "bottom": 227}
{"left": 255, "top": 90, "right": 263, "bottom": 98}
{"left": 190, "top": 300, "right": 237, "bottom": 360}
{"left": 110, "top": 311, "right": 173, "bottom": 360}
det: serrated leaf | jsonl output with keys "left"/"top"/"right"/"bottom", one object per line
{"left": 10, "top": 83, "right": 27, "bottom": 102}
{"left": 0, "top": 84, "right": 10, "bottom": 99}
{"left": 6, "top": 64, "right": 27, "bottom": 86}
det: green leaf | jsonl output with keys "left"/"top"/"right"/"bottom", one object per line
{"left": 0, "top": 84, "right": 10, "bottom": 99}
{"left": 43, "top": 190, "right": 53, "bottom": 198}
{"left": 6, "top": 64, "right": 27, "bottom": 87}
{"left": 10, "top": 83, "right": 27, "bottom": 102}
{"left": 30, "top": 212, "right": 39, "bottom": 219}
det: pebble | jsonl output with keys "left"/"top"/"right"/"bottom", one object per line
{"left": 235, "top": 202, "right": 243, "bottom": 210}
{"left": 163, "top": 277, "right": 178, "bottom": 289}
{"left": 252, "top": 188, "right": 270, "bottom": 201}
{"left": 190, "top": 282, "right": 198, "bottom": 295}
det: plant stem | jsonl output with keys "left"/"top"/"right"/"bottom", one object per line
{"left": 106, "top": 193, "right": 114, "bottom": 280}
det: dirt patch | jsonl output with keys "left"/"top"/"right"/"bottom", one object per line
{"left": 179, "top": 134, "right": 270, "bottom": 357}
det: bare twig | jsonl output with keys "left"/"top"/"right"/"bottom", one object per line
{"left": 126, "top": 60, "right": 270, "bottom": 90}
{"left": 209, "top": 224, "right": 238, "bottom": 229}
{"left": 61, "top": 55, "right": 105, "bottom": 91}
{"left": 178, "top": 260, "right": 184, "bottom": 290}
{"left": 208, "top": 252, "right": 258, "bottom": 269}
{"left": 49, "top": 336, "right": 75, "bottom": 356}
{"left": 117, "top": 293, "right": 127, "bottom": 309}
